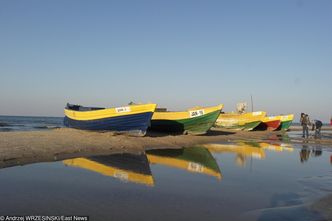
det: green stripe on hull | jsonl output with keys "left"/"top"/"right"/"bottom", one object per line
{"left": 215, "top": 124, "right": 245, "bottom": 130}
{"left": 242, "top": 121, "right": 261, "bottom": 131}
{"left": 215, "top": 121, "right": 261, "bottom": 131}
{"left": 150, "top": 110, "right": 220, "bottom": 134}
{"left": 279, "top": 120, "right": 293, "bottom": 131}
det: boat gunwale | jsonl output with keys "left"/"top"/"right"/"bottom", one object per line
{"left": 64, "top": 103, "right": 157, "bottom": 121}
{"left": 152, "top": 104, "right": 223, "bottom": 121}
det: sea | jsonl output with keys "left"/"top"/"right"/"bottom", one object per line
{"left": 0, "top": 116, "right": 331, "bottom": 221}
{"left": 0, "top": 115, "right": 64, "bottom": 132}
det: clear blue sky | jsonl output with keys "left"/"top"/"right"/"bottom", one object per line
{"left": 0, "top": 0, "right": 331, "bottom": 122}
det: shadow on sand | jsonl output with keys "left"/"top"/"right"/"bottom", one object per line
{"left": 145, "top": 131, "right": 177, "bottom": 137}
{"left": 146, "top": 129, "right": 236, "bottom": 137}
{"left": 203, "top": 130, "right": 236, "bottom": 136}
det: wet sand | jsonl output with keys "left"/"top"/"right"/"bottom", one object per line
{"left": 289, "top": 125, "right": 332, "bottom": 131}
{"left": 0, "top": 127, "right": 331, "bottom": 220}
{"left": 311, "top": 194, "right": 332, "bottom": 220}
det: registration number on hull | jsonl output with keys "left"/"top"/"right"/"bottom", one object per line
{"left": 253, "top": 111, "right": 262, "bottom": 116}
{"left": 189, "top": 110, "right": 205, "bottom": 118}
{"left": 188, "top": 162, "right": 204, "bottom": 173}
{"left": 114, "top": 171, "right": 129, "bottom": 182}
{"left": 115, "top": 106, "right": 131, "bottom": 113}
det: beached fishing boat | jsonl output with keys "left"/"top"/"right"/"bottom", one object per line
{"left": 64, "top": 103, "right": 157, "bottom": 136}
{"left": 275, "top": 114, "right": 294, "bottom": 131}
{"left": 255, "top": 116, "right": 281, "bottom": 131}
{"left": 215, "top": 111, "right": 266, "bottom": 131}
{"left": 149, "top": 104, "right": 223, "bottom": 135}
{"left": 63, "top": 153, "right": 154, "bottom": 186}
{"left": 146, "top": 147, "right": 222, "bottom": 180}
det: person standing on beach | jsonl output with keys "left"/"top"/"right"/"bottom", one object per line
{"left": 300, "top": 113, "right": 311, "bottom": 138}
{"left": 312, "top": 120, "right": 323, "bottom": 139}
{"left": 300, "top": 113, "right": 305, "bottom": 137}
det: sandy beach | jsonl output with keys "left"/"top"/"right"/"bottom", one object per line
{"left": 1, "top": 126, "right": 331, "bottom": 169}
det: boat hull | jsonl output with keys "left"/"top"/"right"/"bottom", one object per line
{"left": 278, "top": 120, "right": 293, "bottom": 131}
{"left": 150, "top": 109, "right": 221, "bottom": 135}
{"left": 256, "top": 120, "right": 281, "bottom": 131}
{"left": 64, "top": 112, "right": 153, "bottom": 135}
{"left": 242, "top": 121, "right": 262, "bottom": 131}
{"left": 215, "top": 111, "right": 266, "bottom": 131}
{"left": 265, "top": 120, "right": 281, "bottom": 131}
{"left": 275, "top": 114, "right": 294, "bottom": 131}
{"left": 220, "top": 121, "right": 262, "bottom": 131}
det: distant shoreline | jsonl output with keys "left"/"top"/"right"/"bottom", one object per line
{"left": 0, "top": 115, "right": 62, "bottom": 118}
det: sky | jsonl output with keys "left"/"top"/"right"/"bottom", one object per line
{"left": 0, "top": 0, "right": 331, "bottom": 122}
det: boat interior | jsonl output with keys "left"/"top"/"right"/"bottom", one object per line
{"left": 66, "top": 103, "right": 105, "bottom": 111}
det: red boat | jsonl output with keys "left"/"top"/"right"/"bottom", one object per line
{"left": 263, "top": 119, "right": 281, "bottom": 131}
{"left": 256, "top": 117, "right": 281, "bottom": 131}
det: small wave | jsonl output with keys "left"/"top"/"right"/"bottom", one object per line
{"left": 0, "top": 128, "right": 13, "bottom": 132}
{"left": 33, "top": 126, "right": 62, "bottom": 129}
{"left": 0, "top": 123, "right": 26, "bottom": 127}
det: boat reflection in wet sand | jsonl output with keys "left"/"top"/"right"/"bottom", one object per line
{"left": 63, "top": 153, "right": 154, "bottom": 186}
{"left": 203, "top": 142, "right": 294, "bottom": 167}
{"left": 259, "top": 142, "right": 294, "bottom": 152}
{"left": 203, "top": 142, "right": 266, "bottom": 167}
{"left": 146, "top": 147, "right": 222, "bottom": 180}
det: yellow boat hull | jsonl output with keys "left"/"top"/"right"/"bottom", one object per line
{"left": 215, "top": 111, "right": 266, "bottom": 131}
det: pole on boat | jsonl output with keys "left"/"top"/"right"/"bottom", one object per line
{"left": 250, "top": 94, "right": 254, "bottom": 112}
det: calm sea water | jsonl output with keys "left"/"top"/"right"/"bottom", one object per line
{"left": 0, "top": 142, "right": 331, "bottom": 221}
{"left": 0, "top": 115, "right": 63, "bottom": 131}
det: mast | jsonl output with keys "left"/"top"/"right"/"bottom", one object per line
{"left": 250, "top": 94, "right": 254, "bottom": 112}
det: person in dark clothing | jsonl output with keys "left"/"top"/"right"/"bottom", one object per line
{"left": 300, "top": 113, "right": 305, "bottom": 137}
{"left": 300, "top": 113, "right": 310, "bottom": 138}
{"left": 312, "top": 120, "right": 323, "bottom": 139}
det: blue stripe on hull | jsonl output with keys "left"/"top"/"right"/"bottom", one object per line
{"left": 64, "top": 112, "right": 153, "bottom": 132}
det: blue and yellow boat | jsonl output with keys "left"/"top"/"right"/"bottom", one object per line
{"left": 64, "top": 103, "right": 157, "bottom": 136}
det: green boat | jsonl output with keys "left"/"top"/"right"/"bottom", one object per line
{"left": 275, "top": 114, "right": 294, "bottom": 131}
{"left": 150, "top": 104, "right": 223, "bottom": 135}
